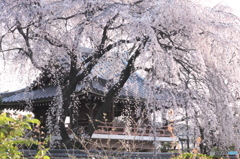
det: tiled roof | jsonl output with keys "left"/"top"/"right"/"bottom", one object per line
{"left": 1, "top": 74, "right": 149, "bottom": 103}
{"left": 2, "top": 86, "right": 57, "bottom": 103}
{"left": 87, "top": 57, "right": 151, "bottom": 99}
{"left": 118, "top": 74, "right": 150, "bottom": 99}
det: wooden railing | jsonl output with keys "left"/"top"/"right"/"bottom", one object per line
{"left": 79, "top": 121, "right": 171, "bottom": 137}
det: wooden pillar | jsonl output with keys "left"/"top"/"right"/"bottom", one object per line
{"left": 89, "top": 107, "right": 93, "bottom": 120}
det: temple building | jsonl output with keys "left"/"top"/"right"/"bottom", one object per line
{"left": 0, "top": 74, "right": 174, "bottom": 152}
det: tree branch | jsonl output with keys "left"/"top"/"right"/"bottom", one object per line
{"left": 16, "top": 21, "right": 33, "bottom": 58}
{"left": 100, "top": 13, "right": 119, "bottom": 48}
{"left": 86, "top": 36, "right": 149, "bottom": 136}
{"left": 81, "top": 39, "right": 131, "bottom": 67}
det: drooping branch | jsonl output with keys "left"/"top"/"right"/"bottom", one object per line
{"left": 75, "top": 14, "right": 121, "bottom": 82}
{"left": 32, "top": 32, "right": 71, "bottom": 53}
{"left": 100, "top": 13, "right": 119, "bottom": 48}
{"left": 15, "top": 21, "right": 43, "bottom": 69}
{"left": 152, "top": 26, "right": 193, "bottom": 52}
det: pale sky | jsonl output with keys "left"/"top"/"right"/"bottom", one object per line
{"left": 197, "top": 0, "right": 240, "bottom": 16}
{"left": 0, "top": 0, "right": 239, "bottom": 93}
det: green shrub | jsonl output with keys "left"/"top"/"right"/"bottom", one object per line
{"left": 171, "top": 152, "right": 213, "bottom": 159}
{"left": 0, "top": 112, "right": 49, "bottom": 159}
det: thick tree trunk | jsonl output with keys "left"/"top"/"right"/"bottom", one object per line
{"left": 86, "top": 90, "right": 116, "bottom": 137}
{"left": 59, "top": 118, "right": 70, "bottom": 142}
{"left": 199, "top": 127, "right": 205, "bottom": 154}
{"left": 86, "top": 40, "right": 147, "bottom": 136}
{"left": 58, "top": 82, "right": 78, "bottom": 147}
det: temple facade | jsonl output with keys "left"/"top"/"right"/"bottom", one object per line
{"left": 0, "top": 75, "right": 174, "bottom": 152}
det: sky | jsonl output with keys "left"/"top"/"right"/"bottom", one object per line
{"left": 196, "top": 0, "right": 240, "bottom": 16}
{"left": 0, "top": 0, "right": 239, "bottom": 93}
{"left": 0, "top": 59, "right": 39, "bottom": 92}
